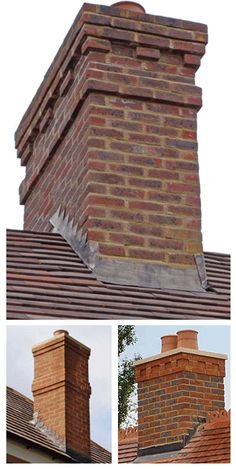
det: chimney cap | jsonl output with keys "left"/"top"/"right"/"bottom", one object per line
{"left": 53, "top": 329, "right": 69, "bottom": 337}
{"left": 111, "top": 1, "right": 146, "bottom": 13}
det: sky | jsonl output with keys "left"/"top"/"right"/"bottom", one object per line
{"left": 1, "top": 0, "right": 234, "bottom": 255}
{"left": 120, "top": 325, "right": 231, "bottom": 408}
{"left": 6, "top": 325, "right": 112, "bottom": 452}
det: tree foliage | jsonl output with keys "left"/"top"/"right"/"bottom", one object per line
{"left": 118, "top": 325, "right": 137, "bottom": 356}
{"left": 118, "top": 326, "right": 141, "bottom": 428}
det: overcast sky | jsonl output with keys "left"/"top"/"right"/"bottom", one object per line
{"left": 1, "top": 0, "right": 234, "bottom": 255}
{"left": 121, "top": 325, "right": 231, "bottom": 408}
{"left": 7, "top": 325, "right": 112, "bottom": 452}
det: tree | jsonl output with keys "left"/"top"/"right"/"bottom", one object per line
{"left": 118, "top": 326, "right": 141, "bottom": 428}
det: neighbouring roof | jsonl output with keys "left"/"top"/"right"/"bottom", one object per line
{"left": 118, "top": 428, "right": 138, "bottom": 464}
{"left": 7, "top": 387, "right": 111, "bottom": 464}
{"left": 118, "top": 411, "right": 230, "bottom": 464}
{"left": 7, "top": 229, "right": 230, "bottom": 320}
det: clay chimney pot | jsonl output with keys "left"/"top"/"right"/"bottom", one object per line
{"left": 53, "top": 329, "right": 69, "bottom": 337}
{"left": 177, "top": 329, "right": 199, "bottom": 350}
{"left": 112, "top": 1, "right": 146, "bottom": 13}
{"left": 161, "top": 334, "right": 178, "bottom": 353}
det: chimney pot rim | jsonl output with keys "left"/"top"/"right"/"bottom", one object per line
{"left": 160, "top": 334, "right": 177, "bottom": 339}
{"left": 176, "top": 329, "right": 199, "bottom": 335}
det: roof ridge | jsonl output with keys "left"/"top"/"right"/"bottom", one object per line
{"left": 91, "top": 439, "right": 111, "bottom": 453}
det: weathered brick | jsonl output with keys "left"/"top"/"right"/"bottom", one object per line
{"left": 129, "top": 248, "right": 165, "bottom": 261}
{"left": 60, "top": 69, "right": 74, "bottom": 97}
{"left": 89, "top": 172, "right": 125, "bottom": 185}
{"left": 136, "top": 46, "right": 161, "bottom": 60}
{"left": 184, "top": 53, "right": 201, "bottom": 67}
{"left": 39, "top": 108, "right": 53, "bottom": 134}
{"left": 110, "top": 209, "right": 144, "bottom": 223}
{"left": 109, "top": 186, "right": 145, "bottom": 199}
{"left": 99, "top": 243, "right": 125, "bottom": 257}
{"left": 81, "top": 37, "right": 111, "bottom": 55}
{"left": 129, "top": 201, "right": 164, "bottom": 212}
{"left": 109, "top": 232, "right": 144, "bottom": 247}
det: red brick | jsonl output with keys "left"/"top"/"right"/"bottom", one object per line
{"left": 166, "top": 182, "right": 200, "bottom": 194}
{"left": 109, "top": 233, "right": 144, "bottom": 246}
{"left": 109, "top": 186, "right": 144, "bottom": 199}
{"left": 81, "top": 37, "right": 111, "bottom": 55}
{"left": 136, "top": 47, "right": 161, "bottom": 60}
{"left": 184, "top": 53, "right": 201, "bottom": 67}
{"left": 60, "top": 69, "right": 74, "bottom": 97}
{"left": 86, "top": 194, "right": 125, "bottom": 207}
{"left": 39, "top": 108, "right": 53, "bottom": 134}
{"left": 129, "top": 248, "right": 165, "bottom": 261}
{"left": 129, "top": 201, "right": 164, "bottom": 212}
{"left": 89, "top": 172, "right": 125, "bottom": 185}
{"left": 110, "top": 209, "right": 144, "bottom": 223}
{"left": 99, "top": 244, "right": 125, "bottom": 257}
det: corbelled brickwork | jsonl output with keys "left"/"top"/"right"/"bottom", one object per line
{"left": 32, "top": 330, "right": 91, "bottom": 462}
{"left": 15, "top": 3, "right": 208, "bottom": 288}
{"left": 135, "top": 333, "right": 227, "bottom": 455}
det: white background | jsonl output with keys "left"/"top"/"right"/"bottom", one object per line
{"left": 0, "top": 0, "right": 234, "bottom": 466}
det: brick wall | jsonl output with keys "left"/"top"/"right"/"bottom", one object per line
{"left": 32, "top": 330, "right": 91, "bottom": 462}
{"left": 15, "top": 3, "right": 208, "bottom": 274}
{"left": 136, "top": 349, "right": 226, "bottom": 454}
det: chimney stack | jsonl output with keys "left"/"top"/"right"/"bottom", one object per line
{"left": 15, "top": 2, "right": 208, "bottom": 290}
{"left": 135, "top": 330, "right": 227, "bottom": 457}
{"left": 32, "top": 330, "right": 91, "bottom": 462}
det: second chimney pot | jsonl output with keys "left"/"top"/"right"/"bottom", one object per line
{"left": 177, "top": 329, "right": 199, "bottom": 350}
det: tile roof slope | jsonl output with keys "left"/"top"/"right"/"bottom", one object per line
{"left": 7, "top": 229, "right": 230, "bottom": 320}
{"left": 152, "top": 410, "right": 231, "bottom": 464}
{"left": 118, "top": 411, "right": 230, "bottom": 464}
{"left": 7, "top": 387, "right": 111, "bottom": 464}
{"left": 118, "top": 428, "right": 138, "bottom": 464}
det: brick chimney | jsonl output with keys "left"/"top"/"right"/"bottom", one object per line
{"left": 15, "top": 2, "right": 208, "bottom": 291}
{"left": 135, "top": 329, "right": 227, "bottom": 457}
{"left": 32, "top": 330, "right": 91, "bottom": 462}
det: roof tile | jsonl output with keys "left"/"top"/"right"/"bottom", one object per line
{"left": 7, "top": 387, "right": 111, "bottom": 463}
{"left": 7, "top": 230, "right": 230, "bottom": 320}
